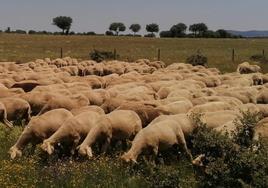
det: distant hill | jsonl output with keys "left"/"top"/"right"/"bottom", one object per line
{"left": 228, "top": 30, "right": 268, "bottom": 38}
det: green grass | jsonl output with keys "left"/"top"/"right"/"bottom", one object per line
{"left": 1, "top": 33, "right": 268, "bottom": 72}
{"left": 0, "top": 125, "right": 198, "bottom": 188}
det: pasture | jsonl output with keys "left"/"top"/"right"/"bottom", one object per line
{"left": 0, "top": 39, "right": 268, "bottom": 187}
{"left": 1, "top": 33, "right": 268, "bottom": 72}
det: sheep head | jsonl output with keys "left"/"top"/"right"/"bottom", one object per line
{"left": 40, "top": 140, "right": 55, "bottom": 155}
{"left": 120, "top": 152, "right": 137, "bottom": 164}
{"left": 77, "top": 145, "right": 93, "bottom": 159}
{"left": 9, "top": 146, "right": 22, "bottom": 159}
{"left": 192, "top": 154, "right": 205, "bottom": 167}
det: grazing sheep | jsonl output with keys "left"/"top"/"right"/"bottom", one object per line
{"left": 41, "top": 111, "right": 102, "bottom": 155}
{"left": 70, "top": 105, "right": 105, "bottom": 116}
{"left": 189, "top": 102, "right": 232, "bottom": 113}
{"left": 0, "top": 97, "right": 31, "bottom": 125}
{"left": 237, "top": 62, "right": 261, "bottom": 74}
{"left": 155, "top": 100, "right": 193, "bottom": 115}
{"left": 77, "top": 110, "right": 142, "bottom": 158}
{"left": 37, "top": 94, "right": 89, "bottom": 115}
{"left": 9, "top": 109, "right": 73, "bottom": 159}
{"left": 0, "top": 102, "right": 13, "bottom": 128}
{"left": 121, "top": 119, "right": 192, "bottom": 163}
{"left": 254, "top": 117, "right": 268, "bottom": 141}
{"left": 257, "top": 88, "right": 268, "bottom": 104}
{"left": 101, "top": 98, "right": 169, "bottom": 127}
{"left": 11, "top": 80, "right": 40, "bottom": 92}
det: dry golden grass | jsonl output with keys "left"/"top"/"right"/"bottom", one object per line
{"left": 1, "top": 33, "right": 268, "bottom": 72}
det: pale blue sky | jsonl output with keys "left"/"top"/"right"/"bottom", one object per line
{"left": 0, "top": 0, "right": 267, "bottom": 33}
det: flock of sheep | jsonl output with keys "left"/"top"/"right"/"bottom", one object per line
{"left": 1, "top": 57, "right": 268, "bottom": 165}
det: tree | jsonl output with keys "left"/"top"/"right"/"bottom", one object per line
{"left": 189, "top": 23, "right": 208, "bottom": 37}
{"left": 170, "top": 23, "right": 187, "bottom": 37}
{"left": 160, "top": 30, "right": 173, "bottom": 38}
{"left": 5, "top": 27, "right": 11, "bottom": 33}
{"left": 52, "top": 16, "right": 73, "bottom": 35}
{"left": 129, "top": 24, "right": 141, "bottom": 35}
{"left": 109, "top": 22, "right": 126, "bottom": 36}
{"left": 216, "top": 29, "right": 232, "bottom": 38}
{"left": 197, "top": 23, "right": 208, "bottom": 36}
{"left": 146, "top": 23, "right": 159, "bottom": 35}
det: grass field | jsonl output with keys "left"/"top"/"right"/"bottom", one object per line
{"left": 1, "top": 33, "right": 268, "bottom": 72}
{"left": 0, "top": 126, "right": 198, "bottom": 188}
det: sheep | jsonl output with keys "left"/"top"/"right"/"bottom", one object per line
{"left": 77, "top": 110, "right": 142, "bottom": 159}
{"left": 257, "top": 88, "right": 268, "bottom": 104}
{"left": 189, "top": 101, "right": 233, "bottom": 113}
{"left": 253, "top": 117, "right": 268, "bottom": 141}
{"left": 121, "top": 119, "right": 192, "bottom": 163}
{"left": 0, "top": 97, "right": 31, "bottom": 125}
{"left": 101, "top": 98, "right": 169, "bottom": 127}
{"left": 237, "top": 62, "right": 261, "bottom": 74}
{"left": 70, "top": 105, "right": 105, "bottom": 116}
{"left": 155, "top": 100, "right": 193, "bottom": 115}
{"left": 0, "top": 101, "right": 13, "bottom": 128}
{"left": 41, "top": 111, "right": 103, "bottom": 155}
{"left": 9, "top": 109, "right": 73, "bottom": 159}
{"left": 37, "top": 94, "right": 89, "bottom": 115}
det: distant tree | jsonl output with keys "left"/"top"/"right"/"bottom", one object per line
{"left": 189, "top": 23, "right": 208, "bottom": 37}
{"left": 160, "top": 30, "right": 173, "bottom": 38}
{"left": 189, "top": 24, "right": 198, "bottom": 37}
{"left": 203, "top": 30, "right": 218, "bottom": 38}
{"left": 144, "top": 33, "right": 156, "bottom": 38}
{"left": 15, "top": 30, "right": 27, "bottom": 34}
{"left": 109, "top": 22, "right": 126, "bottom": 35}
{"left": 146, "top": 23, "right": 159, "bottom": 36}
{"left": 5, "top": 27, "right": 11, "bottom": 33}
{"left": 216, "top": 29, "right": 232, "bottom": 38}
{"left": 170, "top": 23, "right": 187, "bottom": 37}
{"left": 52, "top": 16, "right": 73, "bottom": 35}
{"left": 129, "top": 24, "right": 141, "bottom": 35}
{"left": 105, "top": 30, "right": 114, "bottom": 36}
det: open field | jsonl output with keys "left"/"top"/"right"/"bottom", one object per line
{"left": 1, "top": 35, "right": 268, "bottom": 187}
{"left": 1, "top": 33, "right": 268, "bottom": 72}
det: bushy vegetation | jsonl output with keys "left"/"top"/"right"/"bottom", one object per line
{"left": 89, "top": 49, "right": 119, "bottom": 62}
{"left": 186, "top": 51, "right": 208, "bottom": 66}
{"left": 190, "top": 112, "right": 268, "bottom": 188}
{"left": 250, "top": 53, "right": 268, "bottom": 64}
{"left": 0, "top": 111, "right": 267, "bottom": 187}
{"left": 0, "top": 124, "right": 197, "bottom": 188}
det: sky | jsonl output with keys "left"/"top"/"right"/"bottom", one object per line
{"left": 0, "top": 0, "right": 268, "bottom": 34}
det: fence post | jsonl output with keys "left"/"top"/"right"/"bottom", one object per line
{"left": 263, "top": 49, "right": 265, "bottom": 59}
{"left": 60, "top": 47, "right": 63, "bottom": 58}
{"left": 157, "top": 49, "right": 161, "bottom": 61}
{"left": 113, "top": 48, "right": 117, "bottom": 60}
{"left": 232, "top": 49, "right": 235, "bottom": 62}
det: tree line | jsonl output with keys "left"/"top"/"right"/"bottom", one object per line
{"left": 0, "top": 16, "right": 242, "bottom": 38}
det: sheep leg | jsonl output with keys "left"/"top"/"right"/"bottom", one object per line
{"left": 3, "top": 118, "right": 13, "bottom": 129}
{"left": 176, "top": 130, "right": 193, "bottom": 161}
{"left": 26, "top": 107, "right": 32, "bottom": 124}
{"left": 71, "top": 135, "right": 81, "bottom": 155}
{"left": 101, "top": 137, "right": 111, "bottom": 153}
{"left": 37, "top": 105, "right": 50, "bottom": 116}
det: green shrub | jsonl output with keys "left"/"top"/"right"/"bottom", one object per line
{"left": 186, "top": 51, "right": 208, "bottom": 66}
{"left": 89, "top": 49, "right": 118, "bottom": 62}
{"left": 250, "top": 54, "right": 267, "bottom": 63}
{"left": 233, "top": 111, "right": 263, "bottom": 148}
{"left": 190, "top": 112, "right": 268, "bottom": 188}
